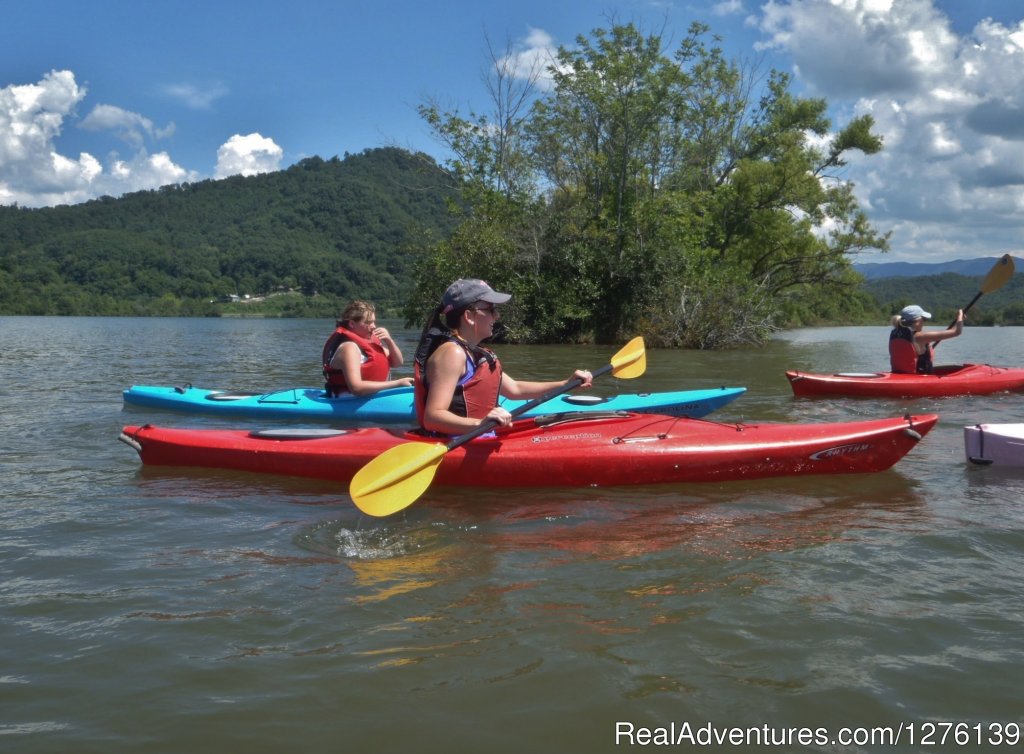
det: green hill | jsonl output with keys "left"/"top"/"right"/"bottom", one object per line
{"left": 0, "top": 147, "right": 460, "bottom": 317}
{"left": 4, "top": 145, "right": 1022, "bottom": 328}
{"left": 862, "top": 271, "right": 1024, "bottom": 325}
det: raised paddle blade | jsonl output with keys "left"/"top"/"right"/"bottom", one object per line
{"left": 608, "top": 336, "right": 646, "bottom": 379}
{"left": 350, "top": 442, "right": 447, "bottom": 516}
{"left": 980, "top": 253, "right": 1015, "bottom": 294}
{"left": 944, "top": 253, "right": 1016, "bottom": 333}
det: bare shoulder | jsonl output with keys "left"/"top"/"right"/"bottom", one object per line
{"left": 430, "top": 340, "right": 465, "bottom": 364}
{"left": 331, "top": 339, "right": 361, "bottom": 365}
{"left": 427, "top": 340, "right": 466, "bottom": 375}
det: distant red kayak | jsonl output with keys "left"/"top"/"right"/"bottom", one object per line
{"left": 119, "top": 412, "right": 938, "bottom": 488}
{"left": 786, "top": 363, "right": 1024, "bottom": 398}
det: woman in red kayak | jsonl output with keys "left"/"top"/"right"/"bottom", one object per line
{"left": 322, "top": 300, "right": 413, "bottom": 396}
{"left": 413, "top": 278, "right": 592, "bottom": 435}
{"left": 889, "top": 304, "right": 965, "bottom": 374}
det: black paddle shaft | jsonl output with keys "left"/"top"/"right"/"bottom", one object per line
{"left": 947, "top": 291, "right": 982, "bottom": 329}
{"left": 444, "top": 365, "right": 611, "bottom": 452}
{"left": 938, "top": 254, "right": 1014, "bottom": 344}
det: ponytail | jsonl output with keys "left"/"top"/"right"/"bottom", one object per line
{"left": 414, "top": 305, "right": 447, "bottom": 369}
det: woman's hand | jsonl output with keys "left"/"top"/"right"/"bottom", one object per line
{"left": 570, "top": 369, "right": 593, "bottom": 388}
{"left": 484, "top": 406, "right": 513, "bottom": 427}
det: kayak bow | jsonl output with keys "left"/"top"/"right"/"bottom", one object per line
{"left": 964, "top": 423, "right": 1024, "bottom": 467}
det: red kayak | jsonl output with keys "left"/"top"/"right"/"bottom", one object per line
{"left": 119, "top": 412, "right": 937, "bottom": 488}
{"left": 786, "top": 363, "right": 1024, "bottom": 398}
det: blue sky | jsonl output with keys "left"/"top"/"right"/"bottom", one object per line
{"left": 3, "top": 0, "right": 1024, "bottom": 263}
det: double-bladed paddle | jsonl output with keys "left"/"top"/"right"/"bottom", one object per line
{"left": 936, "top": 253, "right": 1015, "bottom": 349}
{"left": 349, "top": 336, "right": 647, "bottom": 517}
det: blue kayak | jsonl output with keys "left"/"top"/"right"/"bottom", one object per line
{"left": 122, "top": 383, "right": 746, "bottom": 424}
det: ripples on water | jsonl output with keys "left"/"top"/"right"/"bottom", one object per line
{"left": 2, "top": 318, "right": 1024, "bottom": 752}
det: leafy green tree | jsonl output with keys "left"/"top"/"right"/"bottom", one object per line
{"left": 413, "top": 20, "right": 891, "bottom": 346}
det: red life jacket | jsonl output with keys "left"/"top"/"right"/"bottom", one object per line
{"left": 889, "top": 325, "right": 933, "bottom": 374}
{"left": 413, "top": 334, "right": 503, "bottom": 430}
{"left": 322, "top": 324, "right": 390, "bottom": 396}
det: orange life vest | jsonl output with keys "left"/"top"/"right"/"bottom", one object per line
{"left": 413, "top": 333, "right": 503, "bottom": 430}
{"left": 889, "top": 325, "right": 933, "bottom": 374}
{"left": 322, "top": 325, "right": 390, "bottom": 396}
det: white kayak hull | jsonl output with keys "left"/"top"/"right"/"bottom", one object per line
{"left": 964, "top": 423, "right": 1024, "bottom": 466}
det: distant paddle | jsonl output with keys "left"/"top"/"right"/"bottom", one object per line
{"left": 348, "top": 336, "right": 647, "bottom": 517}
{"left": 936, "top": 253, "right": 1015, "bottom": 349}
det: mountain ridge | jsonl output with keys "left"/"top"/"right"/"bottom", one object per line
{"left": 854, "top": 256, "right": 1023, "bottom": 280}
{"left": 0, "top": 147, "right": 461, "bottom": 316}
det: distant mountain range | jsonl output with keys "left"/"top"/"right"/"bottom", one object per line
{"left": 854, "top": 256, "right": 1023, "bottom": 280}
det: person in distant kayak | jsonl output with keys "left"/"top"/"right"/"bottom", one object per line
{"left": 413, "top": 278, "right": 593, "bottom": 435}
{"left": 322, "top": 301, "right": 413, "bottom": 396}
{"left": 889, "top": 304, "right": 965, "bottom": 374}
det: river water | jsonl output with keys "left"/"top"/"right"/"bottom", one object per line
{"left": 2, "top": 316, "right": 1022, "bottom": 753}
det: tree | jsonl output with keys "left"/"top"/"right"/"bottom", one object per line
{"left": 418, "top": 33, "right": 543, "bottom": 202}
{"left": 409, "top": 34, "right": 551, "bottom": 333}
{"left": 414, "top": 20, "right": 891, "bottom": 346}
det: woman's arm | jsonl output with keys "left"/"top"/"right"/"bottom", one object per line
{"left": 500, "top": 370, "right": 593, "bottom": 400}
{"left": 332, "top": 341, "right": 412, "bottom": 396}
{"left": 915, "top": 310, "right": 964, "bottom": 344}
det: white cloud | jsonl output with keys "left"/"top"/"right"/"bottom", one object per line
{"left": 162, "top": 81, "right": 229, "bottom": 110}
{"left": 755, "top": 0, "right": 1024, "bottom": 261}
{"left": 501, "top": 28, "right": 562, "bottom": 89}
{"left": 100, "top": 150, "right": 193, "bottom": 194}
{"left": 758, "top": 0, "right": 957, "bottom": 97}
{"left": 214, "top": 133, "right": 283, "bottom": 178}
{"left": 79, "top": 104, "right": 175, "bottom": 147}
{"left": 712, "top": 0, "right": 745, "bottom": 16}
{"left": 0, "top": 70, "right": 84, "bottom": 166}
{"left": 0, "top": 70, "right": 198, "bottom": 207}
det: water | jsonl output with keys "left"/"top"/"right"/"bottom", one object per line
{"left": 2, "top": 317, "right": 1023, "bottom": 753}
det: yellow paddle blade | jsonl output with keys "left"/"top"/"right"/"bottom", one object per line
{"left": 609, "top": 336, "right": 646, "bottom": 379}
{"left": 980, "top": 253, "right": 1015, "bottom": 294}
{"left": 349, "top": 442, "right": 448, "bottom": 517}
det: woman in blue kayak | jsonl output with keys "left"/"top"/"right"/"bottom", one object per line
{"left": 889, "top": 304, "right": 965, "bottom": 374}
{"left": 413, "top": 278, "right": 592, "bottom": 435}
{"left": 322, "top": 300, "right": 413, "bottom": 396}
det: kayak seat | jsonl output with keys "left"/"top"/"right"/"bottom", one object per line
{"left": 561, "top": 394, "right": 607, "bottom": 405}
{"left": 248, "top": 428, "right": 350, "bottom": 439}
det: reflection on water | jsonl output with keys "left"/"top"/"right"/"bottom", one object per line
{"left": 288, "top": 469, "right": 931, "bottom": 636}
